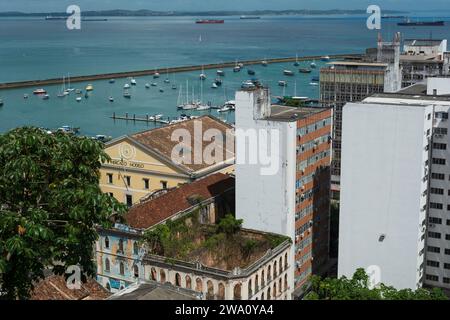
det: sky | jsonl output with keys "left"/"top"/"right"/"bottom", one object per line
{"left": 0, "top": 0, "right": 448, "bottom": 13}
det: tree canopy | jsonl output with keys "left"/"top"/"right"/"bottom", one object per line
{"left": 0, "top": 127, "right": 126, "bottom": 299}
{"left": 305, "top": 268, "right": 448, "bottom": 300}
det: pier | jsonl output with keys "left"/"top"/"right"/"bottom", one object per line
{"left": 111, "top": 112, "right": 170, "bottom": 124}
{"left": 0, "top": 54, "right": 362, "bottom": 90}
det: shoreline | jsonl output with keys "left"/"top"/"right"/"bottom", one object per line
{"left": 0, "top": 54, "right": 361, "bottom": 90}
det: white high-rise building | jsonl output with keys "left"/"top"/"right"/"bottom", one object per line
{"left": 339, "top": 81, "right": 450, "bottom": 290}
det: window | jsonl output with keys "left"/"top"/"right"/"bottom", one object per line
{"left": 427, "top": 260, "right": 440, "bottom": 268}
{"left": 430, "top": 202, "right": 443, "bottom": 210}
{"left": 126, "top": 195, "right": 133, "bottom": 207}
{"left": 428, "top": 113, "right": 431, "bottom": 120}
{"left": 433, "top": 143, "right": 447, "bottom": 150}
{"left": 133, "top": 265, "right": 139, "bottom": 277}
{"left": 447, "top": 234, "right": 450, "bottom": 241}
{"left": 161, "top": 181, "right": 168, "bottom": 189}
{"left": 435, "top": 112, "right": 449, "bottom": 119}
{"left": 447, "top": 220, "right": 450, "bottom": 226}
{"left": 432, "top": 158, "right": 446, "bottom": 165}
{"left": 446, "top": 249, "right": 450, "bottom": 255}
{"left": 428, "top": 232, "right": 441, "bottom": 239}
{"left": 105, "top": 258, "right": 110, "bottom": 272}
{"left": 133, "top": 241, "right": 139, "bottom": 255}
{"left": 427, "top": 246, "right": 440, "bottom": 253}
{"left": 444, "top": 278, "right": 450, "bottom": 284}
{"left": 435, "top": 127, "right": 448, "bottom": 135}
{"left": 431, "top": 173, "right": 445, "bottom": 180}
{"left": 119, "top": 262, "right": 125, "bottom": 275}
{"left": 444, "top": 263, "right": 450, "bottom": 270}
{"left": 104, "top": 237, "right": 110, "bottom": 249}
{"left": 426, "top": 274, "right": 438, "bottom": 282}
{"left": 125, "top": 176, "right": 131, "bottom": 187}
{"left": 107, "top": 173, "right": 113, "bottom": 184}
{"left": 118, "top": 239, "right": 124, "bottom": 253}
{"left": 429, "top": 217, "right": 442, "bottom": 224}
{"left": 143, "top": 178, "right": 150, "bottom": 190}
{"left": 430, "top": 188, "right": 444, "bottom": 195}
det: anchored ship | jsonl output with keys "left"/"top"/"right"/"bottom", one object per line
{"left": 196, "top": 19, "right": 224, "bottom": 24}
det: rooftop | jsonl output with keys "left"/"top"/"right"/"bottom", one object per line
{"left": 404, "top": 39, "right": 445, "bottom": 46}
{"left": 266, "top": 105, "right": 330, "bottom": 122}
{"left": 397, "top": 83, "right": 427, "bottom": 95}
{"left": 126, "top": 115, "right": 234, "bottom": 173}
{"left": 125, "top": 173, "right": 234, "bottom": 229}
{"left": 326, "top": 61, "right": 388, "bottom": 67}
{"left": 107, "top": 281, "right": 201, "bottom": 300}
{"left": 30, "top": 275, "right": 110, "bottom": 300}
{"left": 362, "top": 92, "right": 450, "bottom": 106}
{"left": 400, "top": 54, "right": 442, "bottom": 63}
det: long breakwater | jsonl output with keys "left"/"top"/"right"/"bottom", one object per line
{"left": 0, "top": 54, "right": 361, "bottom": 90}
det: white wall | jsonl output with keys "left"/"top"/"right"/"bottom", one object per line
{"left": 338, "top": 102, "right": 432, "bottom": 290}
{"left": 427, "top": 77, "right": 450, "bottom": 95}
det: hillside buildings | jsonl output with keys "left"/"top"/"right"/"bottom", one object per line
{"left": 235, "top": 87, "right": 332, "bottom": 297}
{"left": 99, "top": 116, "right": 235, "bottom": 206}
{"left": 338, "top": 78, "right": 450, "bottom": 291}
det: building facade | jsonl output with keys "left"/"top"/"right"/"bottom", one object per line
{"left": 235, "top": 87, "right": 332, "bottom": 296}
{"left": 99, "top": 115, "right": 235, "bottom": 206}
{"left": 338, "top": 87, "right": 450, "bottom": 290}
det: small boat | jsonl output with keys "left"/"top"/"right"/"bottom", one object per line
{"left": 109, "top": 79, "right": 115, "bottom": 84}
{"left": 247, "top": 69, "right": 256, "bottom": 75}
{"left": 278, "top": 80, "right": 288, "bottom": 87}
{"left": 217, "top": 70, "right": 225, "bottom": 76}
{"left": 196, "top": 104, "right": 211, "bottom": 111}
{"left": 85, "top": 84, "right": 93, "bottom": 91}
{"left": 261, "top": 60, "right": 268, "bottom": 66}
{"left": 57, "top": 93, "right": 66, "bottom": 98}
{"left": 76, "top": 97, "right": 82, "bottom": 102}
{"left": 310, "top": 82, "right": 319, "bottom": 86}
{"left": 159, "top": 89, "right": 164, "bottom": 93}
{"left": 299, "top": 68, "right": 312, "bottom": 73}
{"left": 130, "top": 78, "right": 137, "bottom": 85}
{"left": 43, "top": 94, "right": 50, "bottom": 100}
{"left": 124, "top": 83, "right": 130, "bottom": 89}
{"left": 93, "top": 135, "right": 112, "bottom": 143}
{"left": 58, "top": 126, "right": 80, "bottom": 134}
{"left": 172, "top": 84, "right": 177, "bottom": 90}
{"left": 310, "top": 61, "right": 317, "bottom": 68}
{"left": 151, "top": 83, "right": 157, "bottom": 87}
{"left": 294, "top": 54, "right": 300, "bottom": 66}
{"left": 241, "top": 80, "right": 256, "bottom": 89}
{"left": 283, "top": 70, "right": 295, "bottom": 76}
{"left": 233, "top": 66, "right": 241, "bottom": 72}
{"left": 217, "top": 105, "right": 234, "bottom": 113}
{"left": 311, "top": 76, "right": 320, "bottom": 82}
{"left": 123, "top": 90, "right": 131, "bottom": 98}
{"left": 238, "top": 63, "right": 244, "bottom": 68}
{"left": 33, "top": 88, "right": 47, "bottom": 95}
{"left": 109, "top": 97, "right": 114, "bottom": 102}
{"left": 153, "top": 72, "right": 160, "bottom": 79}
{"left": 199, "top": 66, "right": 207, "bottom": 80}
{"left": 211, "top": 83, "right": 218, "bottom": 89}
{"left": 145, "top": 83, "right": 150, "bottom": 88}
{"left": 23, "top": 94, "right": 29, "bottom": 99}
{"left": 164, "top": 78, "right": 170, "bottom": 83}
{"left": 321, "top": 56, "right": 330, "bottom": 62}
{"left": 214, "top": 78, "right": 223, "bottom": 86}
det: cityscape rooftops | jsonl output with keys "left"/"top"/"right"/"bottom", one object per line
{"left": 266, "top": 105, "right": 330, "bottom": 122}
{"left": 107, "top": 281, "right": 201, "bottom": 300}
{"left": 125, "top": 172, "right": 235, "bottom": 230}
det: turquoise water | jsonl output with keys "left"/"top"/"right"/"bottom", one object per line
{"left": 1, "top": 14, "right": 450, "bottom": 137}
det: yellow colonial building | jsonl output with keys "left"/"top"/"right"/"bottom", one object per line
{"left": 100, "top": 116, "right": 235, "bottom": 206}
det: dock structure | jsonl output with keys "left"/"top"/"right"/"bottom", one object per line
{"left": 111, "top": 112, "right": 170, "bottom": 124}
{"left": 0, "top": 54, "right": 362, "bottom": 90}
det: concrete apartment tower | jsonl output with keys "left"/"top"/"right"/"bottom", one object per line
{"left": 235, "top": 86, "right": 333, "bottom": 297}
{"left": 339, "top": 80, "right": 450, "bottom": 290}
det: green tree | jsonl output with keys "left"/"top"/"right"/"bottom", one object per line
{"left": 0, "top": 127, "right": 126, "bottom": 299}
{"left": 306, "top": 268, "right": 448, "bottom": 300}
{"left": 217, "top": 214, "right": 243, "bottom": 237}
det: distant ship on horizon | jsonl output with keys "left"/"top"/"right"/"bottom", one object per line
{"left": 240, "top": 16, "right": 261, "bottom": 20}
{"left": 195, "top": 19, "right": 224, "bottom": 24}
{"left": 398, "top": 19, "right": 445, "bottom": 26}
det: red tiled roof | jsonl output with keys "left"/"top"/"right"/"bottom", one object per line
{"left": 30, "top": 275, "right": 110, "bottom": 300}
{"left": 131, "top": 115, "right": 234, "bottom": 173}
{"left": 125, "top": 173, "right": 235, "bottom": 229}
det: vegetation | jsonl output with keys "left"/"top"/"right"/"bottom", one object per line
{"left": 0, "top": 127, "right": 126, "bottom": 299}
{"left": 142, "top": 212, "right": 288, "bottom": 270}
{"left": 284, "top": 98, "right": 305, "bottom": 108}
{"left": 305, "top": 268, "right": 448, "bottom": 300}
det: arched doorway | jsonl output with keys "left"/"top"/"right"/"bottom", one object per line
{"left": 233, "top": 283, "right": 242, "bottom": 300}
{"left": 185, "top": 275, "right": 192, "bottom": 289}
{"left": 150, "top": 267, "right": 157, "bottom": 281}
{"left": 160, "top": 270, "right": 166, "bottom": 283}
{"left": 175, "top": 273, "right": 182, "bottom": 287}
{"left": 195, "top": 278, "right": 203, "bottom": 292}
{"left": 217, "top": 283, "right": 225, "bottom": 300}
{"left": 206, "top": 280, "right": 214, "bottom": 300}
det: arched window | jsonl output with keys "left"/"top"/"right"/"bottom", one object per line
{"left": 133, "top": 241, "right": 139, "bottom": 255}
{"left": 218, "top": 283, "right": 225, "bottom": 300}
{"left": 195, "top": 278, "right": 203, "bottom": 293}
{"left": 105, "top": 258, "right": 110, "bottom": 272}
{"left": 261, "top": 292, "right": 265, "bottom": 300}
{"left": 279, "top": 257, "right": 283, "bottom": 273}
{"left": 261, "top": 270, "right": 265, "bottom": 287}
{"left": 273, "top": 261, "right": 277, "bottom": 278}
{"left": 255, "top": 274, "right": 259, "bottom": 291}
{"left": 133, "top": 265, "right": 139, "bottom": 278}
{"left": 175, "top": 273, "right": 182, "bottom": 287}
{"left": 284, "top": 274, "right": 288, "bottom": 292}
{"left": 284, "top": 253, "right": 288, "bottom": 269}
{"left": 273, "top": 283, "right": 277, "bottom": 298}
{"left": 185, "top": 275, "right": 192, "bottom": 289}
{"left": 248, "top": 278, "right": 253, "bottom": 297}
{"left": 150, "top": 267, "right": 157, "bottom": 281}
{"left": 233, "top": 283, "right": 242, "bottom": 300}
{"left": 279, "top": 278, "right": 282, "bottom": 294}
{"left": 206, "top": 281, "right": 214, "bottom": 300}
{"left": 104, "top": 237, "right": 110, "bottom": 249}
{"left": 119, "top": 262, "right": 125, "bottom": 275}
{"left": 267, "top": 287, "right": 271, "bottom": 300}
{"left": 267, "top": 265, "right": 271, "bottom": 282}
{"left": 160, "top": 270, "right": 166, "bottom": 283}
{"left": 118, "top": 239, "right": 124, "bottom": 253}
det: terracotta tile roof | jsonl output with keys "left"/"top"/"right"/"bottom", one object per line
{"left": 125, "top": 173, "right": 235, "bottom": 229}
{"left": 131, "top": 115, "right": 234, "bottom": 173}
{"left": 30, "top": 275, "right": 110, "bottom": 300}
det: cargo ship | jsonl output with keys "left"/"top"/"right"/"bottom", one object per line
{"left": 398, "top": 20, "right": 445, "bottom": 26}
{"left": 240, "top": 16, "right": 261, "bottom": 20}
{"left": 195, "top": 19, "right": 224, "bottom": 24}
